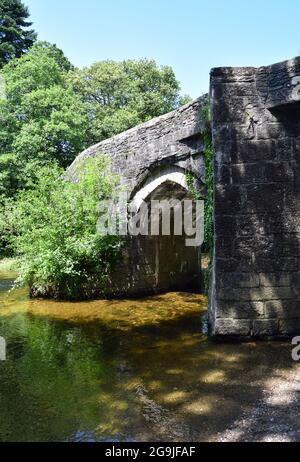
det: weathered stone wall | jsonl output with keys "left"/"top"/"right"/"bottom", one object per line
{"left": 69, "top": 96, "right": 208, "bottom": 197}
{"left": 69, "top": 96, "right": 208, "bottom": 297}
{"left": 210, "top": 57, "right": 300, "bottom": 339}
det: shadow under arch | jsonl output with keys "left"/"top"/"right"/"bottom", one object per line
{"left": 107, "top": 168, "right": 202, "bottom": 299}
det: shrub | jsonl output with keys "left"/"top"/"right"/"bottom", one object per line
{"left": 6, "top": 156, "right": 122, "bottom": 299}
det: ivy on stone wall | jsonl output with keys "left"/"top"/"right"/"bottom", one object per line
{"left": 201, "top": 104, "right": 214, "bottom": 256}
{"left": 186, "top": 104, "right": 213, "bottom": 255}
{"left": 201, "top": 104, "right": 213, "bottom": 294}
{"left": 186, "top": 104, "right": 213, "bottom": 294}
{"left": 186, "top": 171, "right": 201, "bottom": 200}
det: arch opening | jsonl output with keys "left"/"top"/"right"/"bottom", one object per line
{"left": 127, "top": 175, "right": 201, "bottom": 295}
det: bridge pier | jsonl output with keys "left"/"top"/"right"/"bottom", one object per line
{"left": 210, "top": 58, "right": 300, "bottom": 339}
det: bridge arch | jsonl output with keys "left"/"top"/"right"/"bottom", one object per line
{"left": 125, "top": 171, "right": 202, "bottom": 296}
{"left": 69, "top": 96, "right": 208, "bottom": 297}
{"left": 130, "top": 165, "right": 188, "bottom": 211}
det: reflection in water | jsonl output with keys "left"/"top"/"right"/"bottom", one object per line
{"left": 0, "top": 270, "right": 296, "bottom": 442}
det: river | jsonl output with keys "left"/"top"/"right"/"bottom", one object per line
{"left": 0, "top": 268, "right": 298, "bottom": 442}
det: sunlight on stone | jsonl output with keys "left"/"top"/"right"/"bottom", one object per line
{"left": 165, "top": 369, "right": 184, "bottom": 376}
{"left": 147, "top": 380, "right": 162, "bottom": 391}
{"left": 161, "top": 391, "right": 190, "bottom": 404}
{"left": 261, "top": 435, "right": 292, "bottom": 443}
{"left": 182, "top": 400, "right": 212, "bottom": 415}
{"left": 202, "top": 371, "right": 225, "bottom": 384}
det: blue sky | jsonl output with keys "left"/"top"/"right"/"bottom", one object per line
{"left": 26, "top": 0, "right": 300, "bottom": 98}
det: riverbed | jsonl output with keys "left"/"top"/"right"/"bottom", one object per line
{"left": 0, "top": 268, "right": 299, "bottom": 442}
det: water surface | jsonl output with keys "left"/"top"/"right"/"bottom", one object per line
{"left": 0, "top": 270, "right": 295, "bottom": 442}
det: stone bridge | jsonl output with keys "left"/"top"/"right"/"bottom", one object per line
{"left": 70, "top": 95, "right": 208, "bottom": 298}
{"left": 70, "top": 56, "right": 300, "bottom": 339}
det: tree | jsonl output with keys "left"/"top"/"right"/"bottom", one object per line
{"left": 0, "top": 42, "right": 87, "bottom": 201}
{"left": 69, "top": 59, "right": 191, "bottom": 144}
{"left": 12, "top": 85, "right": 88, "bottom": 166}
{"left": 0, "top": 0, "right": 37, "bottom": 68}
{"left": 2, "top": 41, "right": 73, "bottom": 105}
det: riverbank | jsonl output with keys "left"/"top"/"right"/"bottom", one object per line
{"left": 217, "top": 365, "right": 300, "bottom": 442}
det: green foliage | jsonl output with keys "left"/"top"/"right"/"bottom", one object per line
{"left": 201, "top": 105, "right": 213, "bottom": 293}
{"left": 0, "top": 99, "right": 18, "bottom": 150}
{"left": 0, "top": 0, "right": 37, "bottom": 68}
{"left": 186, "top": 171, "right": 202, "bottom": 200}
{"left": 185, "top": 107, "right": 213, "bottom": 255}
{"left": 0, "top": 42, "right": 87, "bottom": 200}
{"left": 0, "top": 153, "right": 18, "bottom": 197}
{"left": 2, "top": 41, "right": 72, "bottom": 105}
{"left": 12, "top": 85, "right": 87, "bottom": 166}
{"left": 0, "top": 256, "right": 18, "bottom": 271}
{"left": 202, "top": 263, "right": 213, "bottom": 295}
{"left": 5, "top": 157, "right": 122, "bottom": 299}
{"left": 2, "top": 42, "right": 84, "bottom": 168}
{"left": 68, "top": 59, "right": 191, "bottom": 144}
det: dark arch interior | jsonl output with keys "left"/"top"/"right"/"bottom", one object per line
{"left": 138, "top": 180, "right": 201, "bottom": 294}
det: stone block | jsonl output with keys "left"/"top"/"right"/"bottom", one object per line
{"left": 217, "top": 301, "right": 264, "bottom": 319}
{"left": 246, "top": 141, "right": 275, "bottom": 162}
{"left": 265, "top": 300, "right": 300, "bottom": 319}
{"left": 217, "top": 272, "right": 259, "bottom": 289}
{"left": 264, "top": 162, "right": 294, "bottom": 183}
{"left": 215, "top": 185, "right": 243, "bottom": 213}
{"left": 232, "top": 162, "right": 267, "bottom": 185}
{"left": 214, "top": 319, "right": 251, "bottom": 337}
{"left": 253, "top": 257, "right": 298, "bottom": 273}
{"left": 215, "top": 215, "right": 237, "bottom": 237}
{"left": 275, "top": 138, "right": 295, "bottom": 161}
{"left": 246, "top": 184, "right": 287, "bottom": 213}
{"left": 279, "top": 319, "right": 300, "bottom": 336}
{"left": 252, "top": 320, "right": 279, "bottom": 337}
{"left": 259, "top": 273, "right": 292, "bottom": 287}
{"left": 256, "top": 123, "right": 283, "bottom": 140}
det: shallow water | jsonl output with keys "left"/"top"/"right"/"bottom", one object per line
{"left": 0, "top": 270, "right": 295, "bottom": 442}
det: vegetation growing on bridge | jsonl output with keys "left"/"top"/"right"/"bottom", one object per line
{"left": 202, "top": 104, "right": 214, "bottom": 257}
{"left": 186, "top": 104, "right": 213, "bottom": 293}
